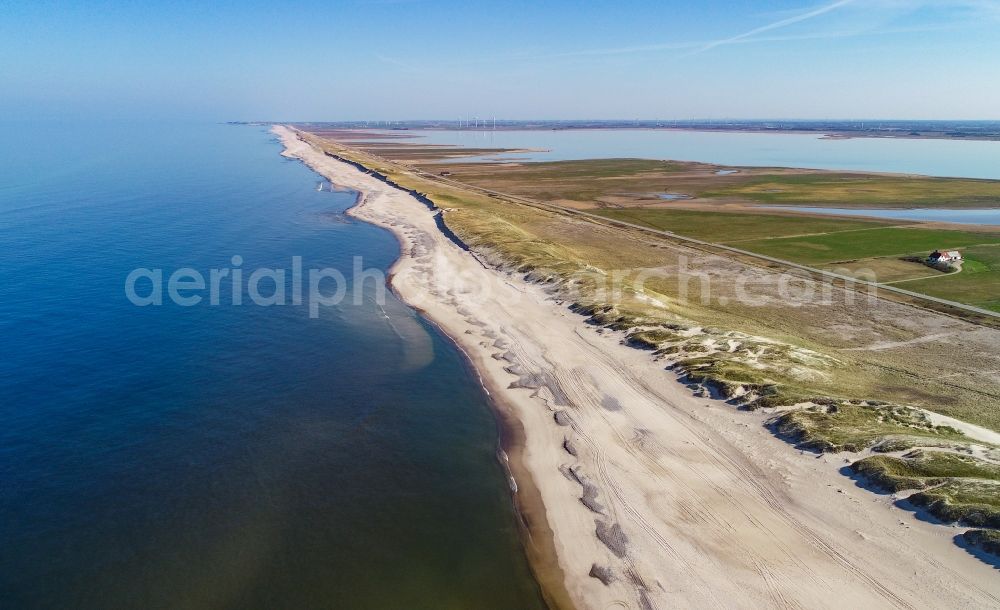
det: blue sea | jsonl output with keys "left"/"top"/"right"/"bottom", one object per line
{"left": 0, "top": 122, "right": 544, "bottom": 608}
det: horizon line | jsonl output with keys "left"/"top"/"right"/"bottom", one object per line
{"left": 261, "top": 118, "right": 1000, "bottom": 124}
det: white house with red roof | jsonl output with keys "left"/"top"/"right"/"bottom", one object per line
{"left": 927, "top": 250, "right": 963, "bottom": 264}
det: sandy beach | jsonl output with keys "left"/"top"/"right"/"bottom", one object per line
{"left": 274, "top": 125, "right": 1000, "bottom": 609}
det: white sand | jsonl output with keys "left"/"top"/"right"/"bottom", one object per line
{"left": 275, "top": 126, "right": 1000, "bottom": 609}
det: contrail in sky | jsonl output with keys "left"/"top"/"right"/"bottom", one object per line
{"left": 685, "top": 0, "right": 857, "bottom": 56}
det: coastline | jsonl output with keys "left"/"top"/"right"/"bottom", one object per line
{"left": 281, "top": 128, "right": 575, "bottom": 608}
{"left": 274, "top": 125, "right": 1000, "bottom": 609}
{"left": 393, "top": 294, "right": 574, "bottom": 610}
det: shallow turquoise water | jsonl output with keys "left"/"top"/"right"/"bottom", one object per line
{"left": 390, "top": 128, "right": 1000, "bottom": 179}
{"left": 0, "top": 122, "right": 544, "bottom": 608}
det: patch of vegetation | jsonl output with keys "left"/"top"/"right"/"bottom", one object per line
{"left": 773, "top": 403, "right": 965, "bottom": 452}
{"left": 736, "top": 227, "right": 1000, "bottom": 266}
{"left": 908, "top": 480, "right": 1000, "bottom": 528}
{"left": 352, "top": 144, "right": 518, "bottom": 161}
{"left": 821, "top": 257, "right": 945, "bottom": 283}
{"left": 444, "top": 207, "right": 583, "bottom": 276}
{"left": 434, "top": 155, "right": 1000, "bottom": 209}
{"left": 424, "top": 145, "right": 1000, "bottom": 312}
{"left": 426, "top": 158, "right": 695, "bottom": 202}
{"left": 962, "top": 528, "right": 1000, "bottom": 556}
{"left": 869, "top": 437, "right": 920, "bottom": 453}
{"left": 623, "top": 327, "right": 838, "bottom": 409}
{"left": 459, "top": 158, "right": 689, "bottom": 180}
{"left": 573, "top": 304, "right": 654, "bottom": 331}
{"left": 593, "top": 208, "right": 892, "bottom": 242}
{"left": 674, "top": 355, "right": 811, "bottom": 408}
{"left": 901, "top": 245, "right": 1000, "bottom": 312}
{"left": 429, "top": 148, "right": 1000, "bottom": 312}
{"left": 850, "top": 451, "right": 1000, "bottom": 492}
{"left": 626, "top": 329, "right": 687, "bottom": 349}
{"left": 703, "top": 173, "right": 1000, "bottom": 208}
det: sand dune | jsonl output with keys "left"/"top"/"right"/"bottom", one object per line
{"left": 275, "top": 125, "right": 1000, "bottom": 609}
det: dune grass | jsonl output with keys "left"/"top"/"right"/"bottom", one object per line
{"left": 850, "top": 451, "right": 1000, "bottom": 529}
{"left": 963, "top": 528, "right": 1000, "bottom": 556}
{"left": 773, "top": 403, "right": 966, "bottom": 453}
{"left": 909, "top": 480, "right": 1000, "bottom": 528}
{"left": 851, "top": 451, "right": 1000, "bottom": 492}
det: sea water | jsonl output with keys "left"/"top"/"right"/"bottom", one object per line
{"left": 0, "top": 122, "right": 544, "bottom": 608}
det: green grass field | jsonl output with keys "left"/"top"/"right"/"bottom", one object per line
{"left": 425, "top": 154, "right": 1000, "bottom": 310}
{"left": 901, "top": 245, "right": 1000, "bottom": 311}
{"left": 702, "top": 173, "right": 1000, "bottom": 207}
{"left": 820, "top": 258, "right": 944, "bottom": 283}
{"left": 594, "top": 208, "right": 1000, "bottom": 308}
{"left": 433, "top": 158, "right": 689, "bottom": 180}
{"left": 425, "top": 155, "right": 1000, "bottom": 209}
{"left": 736, "top": 227, "right": 1000, "bottom": 265}
{"left": 593, "top": 208, "right": 896, "bottom": 242}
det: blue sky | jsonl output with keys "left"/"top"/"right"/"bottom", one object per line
{"left": 1, "top": 0, "right": 998, "bottom": 120}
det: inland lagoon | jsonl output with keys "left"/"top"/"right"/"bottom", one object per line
{"left": 388, "top": 128, "right": 1000, "bottom": 179}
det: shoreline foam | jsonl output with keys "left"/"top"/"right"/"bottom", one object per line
{"left": 274, "top": 125, "right": 1000, "bottom": 609}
